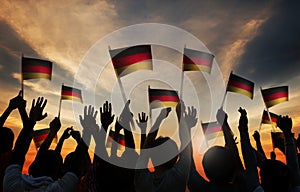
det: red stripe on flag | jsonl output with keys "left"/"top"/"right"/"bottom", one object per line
{"left": 204, "top": 126, "right": 222, "bottom": 135}
{"left": 228, "top": 80, "right": 253, "bottom": 92}
{"left": 149, "top": 95, "right": 179, "bottom": 102}
{"left": 183, "top": 56, "right": 212, "bottom": 67}
{"left": 33, "top": 134, "right": 48, "bottom": 143}
{"left": 263, "top": 92, "right": 288, "bottom": 102}
{"left": 112, "top": 52, "right": 152, "bottom": 68}
{"left": 22, "top": 66, "right": 51, "bottom": 74}
{"left": 61, "top": 90, "right": 82, "bottom": 98}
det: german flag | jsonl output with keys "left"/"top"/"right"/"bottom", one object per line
{"left": 262, "top": 110, "right": 279, "bottom": 127}
{"left": 61, "top": 85, "right": 83, "bottom": 103}
{"left": 106, "top": 130, "right": 125, "bottom": 150}
{"left": 201, "top": 121, "right": 223, "bottom": 140}
{"left": 148, "top": 87, "right": 179, "bottom": 109}
{"left": 271, "top": 132, "right": 285, "bottom": 154}
{"left": 261, "top": 86, "right": 288, "bottom": 108}
{"left": 110, "top": 45, "right": 153, "bottom": 77}
{"left": 22, "top": 57, "right": 52, "bottom": 80}
{"left": 182, "top": 48, "right": 214, "bottom": 73}
{"left": 226, "top": 73, "right": 254, "bottom": 99}
{"left": 32, "top": 128, "right": 57, "bottom": 149}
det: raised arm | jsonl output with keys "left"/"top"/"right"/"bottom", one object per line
{"left": 11, "top": 97, "right": 47, "bottom": 167}
{"left": 142, "top": 107, "right": 171, "bottom": 149}
{"left": 217, "top": 108, "right": 244, "bottom": 171}
{"left": 38, "top": 117, "right": 61, "bottom": 152}
{"left": 277, "top": 115, "right": 300, "bottom": 187}
{"left": 0, "top": 91, "right": 25, "bottom": 127}
{"left": 119, "top": 100, "right": 135, "bottom": 149}
{"left": 64, "top": 107, "right": 94, "bottom": 179}
{"left": 55, "top": 127, "right": 73, "bottom": 154}
{"left": 252, "top": 130, "right": 267, "bottom": 167}
{"left": 136, "top": 112, "right": 148, "bottom": 150}
{"left": 110, "top": 120, "right": 122, "bottom": 158}
{"left": 92, "top": 102, "right": 113, "bottom": 161}
{"left": 238, "top": 107, "right": 260, "bottom": 192}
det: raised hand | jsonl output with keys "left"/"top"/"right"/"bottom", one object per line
{"left": 61, "top": 127, "right": 73, "bottom": 140}
{"left": 80, "top": 105, "right": 99, "bottom": 132}
{"left": 115, "top": 118, "right": 123, "bottom": 133}
{"left": 49, "top": 117, "right": 61, "bottom": 134}
{"left": 176, "top": 100, "right": 186, "bottom": 121}
{"left": 119, "top": 100, "right": 133, "bottom": 128}
{"left": 29, "top": 97, "right": 47, "bottom": 122}
{"left": 9, "top": 91, "right": 26, "bottom": 110}
{"left": 216, "top": 107, "right": 228, "bottom": 126}
{"left": 100, "top": 101, "right": 115, "bottom": 131}
{"left": 136, "top": 112, "right": 148, "bottom": 134}
{"left": 158, "top": 107, "right": 172, "bottom": 121}
{"left": 71, "top": 130, "right": 81, "bottom": 143}
{"left": 184, "top": 106, "right": 198, "bottom": 128}
{"left": 238, "top": 107, "right": 248, "bottom": 132}
{"left": 252, "top": 131, "right": 260, "bottom": 141}
{"left": 277, "top": 115, "right": 293, "bottom": 136}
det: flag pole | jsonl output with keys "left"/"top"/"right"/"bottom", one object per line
{"left": 58, "top": 83, "right": 63, "bottom": 118}
{"left": 110, "top": 46, "right": 135, "bottom": 130}
{"left": 258, "top": 121, "right": 263, "bottom": 132}
{"left": 148, "top": 85, "right": 153, "bottom": 127}
{"left": 221, "top": 71, "right": 232, "bottom": 108}
{"left": 179, "top": 45, "right": 186, "bottom": 99}
{"left": 201, "top": 121, "right": 209, "bottom": 148}
{"left": 21, "top": 53, "right": 24, "bottom": 98}
{"left": 260, "top": 87, "right": 275, "bottom": 132}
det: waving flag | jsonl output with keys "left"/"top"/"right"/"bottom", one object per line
{"left": 61, "top": 85, "right": 83, "bottom": 103}
{"left": 22, "top": 57, "right": 52, "bottom": 80}
{"left": 33, "top": 128, "right": 57, "bottom": 149}
{"left": 110, "top": 45, "right": 153, "bottom": 77}
{"left": 261, "top": 86, "right": 288, "bottom": 108}
{"left": 148, "top": 87, "right": 179, "bottom": 109}
{"left": 201, "top": 121, "right": 223, "bottom": 140}
{"left": 182, "top": 48, "right": 214, "bottom": 73}
{"left": 226, "top": 73, "right": 254, "bottom": 99}
{"left": 271, "top": 132, "right": 285, "bottom": 154}
{"left": 262, "top": 110, "right": 279, "bottom": 127}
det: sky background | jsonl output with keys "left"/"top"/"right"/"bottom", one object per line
{"left": 1, "top": 0, "right": 300, "bottom": 177}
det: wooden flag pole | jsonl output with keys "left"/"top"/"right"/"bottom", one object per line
{"left": 179, "top": 71, "right": 184, "bottom": 99}
{"left": 179, "top": 45, "right": 186, "bottom": 99}
{"left": 21, "top": 53, "right": 24, "bottom": 98}
{"left": 117, "top": 78, "right": 128, "bottom": 104}
{"left": 258, "top": 121, "right": 263, "bottom": 133}
{"left": 111, "top": 45, "right": 135, "bottom": 130}
{"left": 58, "top": 83, "right": 63, "bottom": 118}
{"left": 148, "top": 85, "right": 153, "bottom": 127}
{"left": 201, "top": 121, "right": 209, "bottom": 148}
{"left": 260, "top": 87, "right": 275, "bottom": 132}
{"left": 221, "top": 71, "right": 232, "bottom": 108}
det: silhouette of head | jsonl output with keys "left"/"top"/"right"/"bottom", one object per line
{"left": 260, "top": 159, "right": 291, "bottom": 192}
{"left": 202, "top": 146, "right": 236, "bottom": 183}
{"left": 0, "top": 127, "right": 14, "bottom": 153}
{"left": 151, "top": 137, "right": 179, "bottom": 170}
{"left": 63, "top": 151, "right": 91, "bottom": 177}
{"left": 29, "top": 150, "right": 63, "bottom": 181}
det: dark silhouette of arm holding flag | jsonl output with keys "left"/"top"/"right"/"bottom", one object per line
{"left": 277, "top": 115, "right": 300, "bottom": 189}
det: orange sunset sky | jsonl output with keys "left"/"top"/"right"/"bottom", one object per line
{"left": 1, "top": 0, "right": 300, "bottom": 177}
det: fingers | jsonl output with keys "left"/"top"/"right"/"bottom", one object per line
{"left": 31, "top": 99, "right": 35, "bottom": 109}
{"left": 41, "top": 113, "right": 48, "bottom": 120}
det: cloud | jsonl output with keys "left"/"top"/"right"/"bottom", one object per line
{"left": 0, "top": 0, "right": 118, "bottom": 76}
{"left": 236, "top": 0, "right": 300, "bottom": 85}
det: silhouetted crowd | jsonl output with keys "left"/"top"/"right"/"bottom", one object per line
{"left": 1, "top": 91, "right": 300, "bottom": 192}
